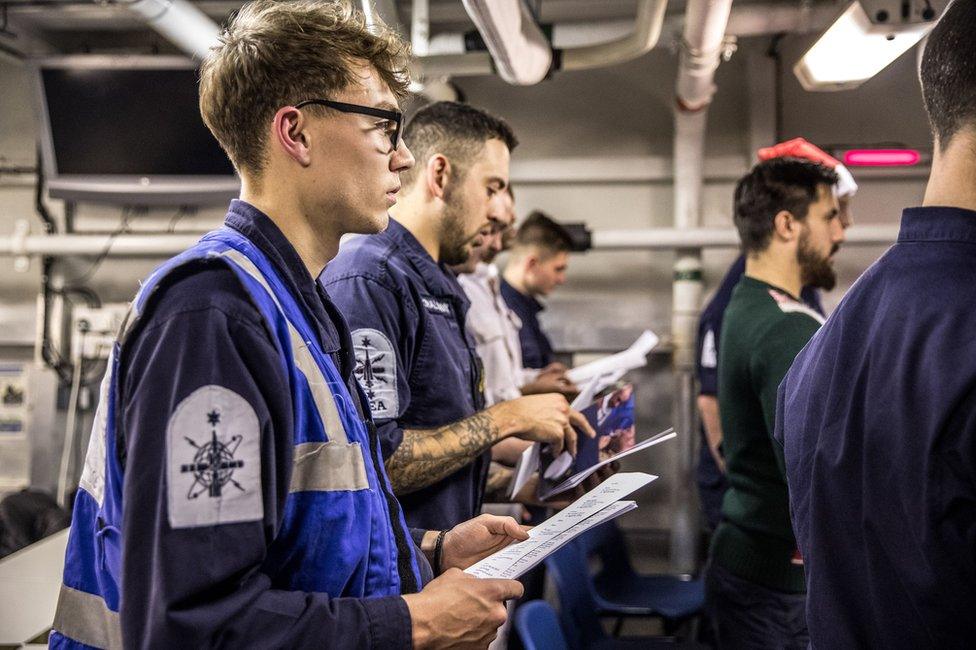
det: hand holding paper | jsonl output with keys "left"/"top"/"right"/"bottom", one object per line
{"left": 467, "top": 472, "right": 658, "bottom": 580}
{"left": 441, "top": 513, "right": 531, "bottom": 571}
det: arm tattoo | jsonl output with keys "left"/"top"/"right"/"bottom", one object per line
{"left": 387, "top": 411, "right": 500, "bottom": 495}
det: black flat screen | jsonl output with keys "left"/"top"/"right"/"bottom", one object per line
{"left": 42, "top": 67, "right": 235, "bottom": 176}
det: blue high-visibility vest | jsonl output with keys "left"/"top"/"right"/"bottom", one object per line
{"left": 50, "top": 227, "right": 422, "bottom": 649}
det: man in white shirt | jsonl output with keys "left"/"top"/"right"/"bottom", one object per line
{"left": 451, "top": 188, "right": 575, "bottom": 469}
{"left": 456, "top": 187, "right": 576, "bottom": 426}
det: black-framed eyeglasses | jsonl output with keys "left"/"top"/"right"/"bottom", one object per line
{"left": 294, "top": 98, "right": 403, "bottom": 151}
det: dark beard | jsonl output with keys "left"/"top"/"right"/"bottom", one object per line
{"left": 438, "top": 187, "right": 471, "bottom": 266}
{"left": 798, "top": 233, "right": 838, "bottom": 291}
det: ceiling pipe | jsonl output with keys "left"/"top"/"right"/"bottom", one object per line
{"left": 676, "top": 0, "right": 736, "bottom": 112}
{"left": 669, "top": 0, "right": 734, "bottom": 577}
{"left": 122, "top": 0, "right": 220, "bottom": 60}
{"left": 460, "top": 0, "right": 553, "bottom": 85}
{"left": 0, "top": 226, "right": 897, "bottom": 261}
{"left": 360, "top": 0, "right": 404, "bottom": 35}
{"left": 417, "top": 0, "right": 668, "bottom": 80}
{"left": 411, "top": 0, "right": 430, "bottom": 56}
{"left": 419, "top": 2, "right": 840, "bottom": 78}
{"left": 559, "top": 0, "right": 668, "bottom": 72}
{"left": 591, "top": 225, "right": 899, "bottom": 250}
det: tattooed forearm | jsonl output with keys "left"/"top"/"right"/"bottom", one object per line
{"left": 387, "top": 411, "right": 501, "bottom": 495}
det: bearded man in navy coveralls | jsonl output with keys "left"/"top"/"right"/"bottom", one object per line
{"left": 50, "top": 3, "right": 533, "bottom": 648}
{"left": 323, "top": 102, "right": 595, "bottom": 531}
{"left": 776, "top": 4, "right": 976, "bottom": 647}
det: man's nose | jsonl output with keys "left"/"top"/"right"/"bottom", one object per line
{"left": 391, "top": 138, "right": 415, "bottom": 172}
{"left": 489, "top": 233, "right": 503, "bottom": 253}
{"left": 833, "top": 217, "right": 847, "bottom": 243}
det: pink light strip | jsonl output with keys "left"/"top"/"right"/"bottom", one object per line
{"left": 843, "top": 149, "right": 921, "bottom": 167}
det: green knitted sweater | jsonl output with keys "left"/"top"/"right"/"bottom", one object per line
{"left": 710, "top": 275, "right": 822, "bottom": 593}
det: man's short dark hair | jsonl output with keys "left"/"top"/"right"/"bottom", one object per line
{"left": 920, "top": 0, "right": 976, "bottom": 150}
{"left": 400, "top": 101, "right": 518, "bottom": 188}
{"left": 514, "top": 211, "right": 573, "bottom": 257}
{"left": 733, "top": 158, "right": 838, "bottom": 254}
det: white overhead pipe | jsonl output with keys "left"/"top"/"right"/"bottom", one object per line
{"left": 123, "top": 0, "right": 220, "bottom": 60}
{"left": 461, "top": 0, "right": 553, "bottom": 85}
{"left": 676, "top": 0, "right": 735, "bottom": 111}
{"left": 2, "top": 231, "right": 200, "bottom": 260}
{"left": 0, "top": 227, "right": 899, "bottom": 261}
{"left": 419, "top": 2, "right": 840, "bottom": 79}
{"left": 559, "top": 0, "right": 668, "bottom": 72}
{"left": 411, "top": 0, "right": 430, "bottom": 57}
{"left": 591, "top": 225, "right": 900, "bottom": 250}
{"left": 360, "top": 0, "right": 403, "bottom": 35}
{"left": 417, "top": 0, "right": 668, "bottom": 80}
{"left": 669, "top": 0, "right": 733, "bottom": 576}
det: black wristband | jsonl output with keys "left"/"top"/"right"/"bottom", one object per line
{"left": 432, "top": 529, "right": 448, "bottom": 574}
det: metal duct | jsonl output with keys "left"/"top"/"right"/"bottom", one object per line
{"left": 123, "top": 0, "right": 220, "bottom": 60}
{"left": 559, "top": 0, "right": 668, "bottom": 72}
{"left": 416, "top": 1, "right": 845, "bottom": 81}
{"left": 461, "top": 0, "right": 552, "bottom": 85}
{"left": 417, "top": 0, "right": 668, "bottom": 81}
{"left": 669, "top": 0, "right": 733, "bottom": 575}
{"left": 0, "top": 226, "right": 899, "bottom": 261}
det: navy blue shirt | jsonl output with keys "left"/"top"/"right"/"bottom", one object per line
{"left": 776, "top": 207, "right": 976, "bottom": 648}
{"left": 696, "top": 256, "right": 822, "bottom": 528}
{"left": 321, "top": 219, "right": 488, "bottom": 531}
{"left": 117, "top": 200, "right": 418, "bottom": 648}
{"left": 500, "top": 278, "right": 554, "bottom": 369}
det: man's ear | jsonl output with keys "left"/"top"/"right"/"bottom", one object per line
{"left": 425, "top": 154, "right": 452, "bottom": 201}
{"left": 271, "top": 106, "right": 313, "bottom": 167}
{"left": 772, "top": 209, "right": 801, "bottom": 242}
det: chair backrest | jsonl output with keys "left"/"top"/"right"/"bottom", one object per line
{"left": 514, "top": 600, "right": 569, "bottom": 650}
{"left": 579, "top": 520, "right": 634, "bottom": 579}
{"left": 545, "top": 540, "right": 607, "bottom": 650}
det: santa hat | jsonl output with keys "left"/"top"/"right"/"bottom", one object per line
{"left": 757, "top": 137, "right": 858, "bottom": 198}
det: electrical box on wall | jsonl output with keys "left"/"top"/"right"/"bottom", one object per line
{"left": 0, "top": 363, "right": 58, "bottom": 495}
{"left": 70, "top": 304, "right": 129, "bottom": 361}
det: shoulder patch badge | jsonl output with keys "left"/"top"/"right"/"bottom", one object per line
{"left": 701, "top": 328, "right": 718, "bottom": 369}
{"left": 352, "top": 328, "right": 399, "bottom": 419}
{"left": 167, "top": 385, "right": 262, "bottom": 529}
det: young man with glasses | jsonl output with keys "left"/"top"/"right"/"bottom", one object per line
{"left": 322, "top": 101, "right": 595, "bottom": 532}
{"left": 50, "top": 3, "right": 530, "bottom": 648}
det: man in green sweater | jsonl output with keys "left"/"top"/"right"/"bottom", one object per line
{"left": 706, "top": 158, "right": 844, "bottom": 648}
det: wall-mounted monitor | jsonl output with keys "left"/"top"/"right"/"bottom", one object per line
{"left": 33, "top": 55, "right": 240, "bottom": 206}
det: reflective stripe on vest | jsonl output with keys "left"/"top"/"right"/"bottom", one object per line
{"left": 218, "top": 248, "right": 368, "bottom": 492}
{"left": 52, "top": 585, "right": 122, "bottom": 650}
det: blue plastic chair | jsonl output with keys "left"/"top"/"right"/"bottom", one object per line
{"left": 514, "top": 600, "right": 570, "bottom": 650}
{"left": 544, "top": 541, "right": 705, "bottom": 649}
{"left": 580, "top": 521, "right": 705, "bottom": 628}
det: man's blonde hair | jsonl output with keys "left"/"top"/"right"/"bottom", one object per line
{"left": 199, "top": 0, "right": 410, "bottom": 178}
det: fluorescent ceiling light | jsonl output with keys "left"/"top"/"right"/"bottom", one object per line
{"left": 794, "top": 1, "right": 934, "bottom": 92}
